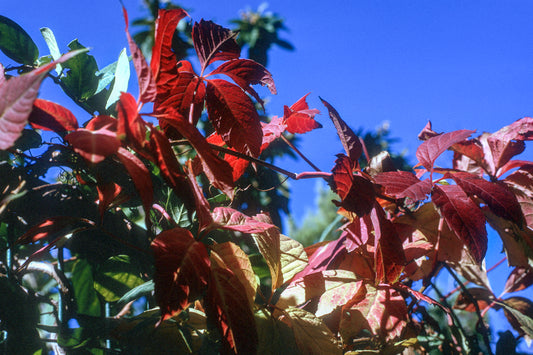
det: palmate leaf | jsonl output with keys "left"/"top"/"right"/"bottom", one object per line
{"left": 28, "top": 98, "right": 78, "bottom": 132}
{"left": 205, "top": 79, "right": 263, "bottom": 157}
{"left": 210, "top": 206, "right": 276, "bottom": 234}
{"left": 416, "top": 129, "right": 474, "bottom": 172}
{"left": 65, "top": 128, "right": 121, "bottom": 164}
{"left": 320, "top": 97, "right": 361, "bottom": 161}
{"left": 206, "top": 249, "right": 258, "bottom": 354}
{"left": 192, "top": 19, "right": 240, "bottom": 70}
{"left": 0, "top": 49, "right": 85, "bottom": 150}
{"left": 151, "top": 228, "right": 210, "bottom": 321}
{"left": 284, "top": 93, "right": 321, "bottom": 134}
{"left": 122, "top": 6, "right": 156, "bottom": 104}
{"left": 431, "top": 185, "right": 488, "bottom": 264}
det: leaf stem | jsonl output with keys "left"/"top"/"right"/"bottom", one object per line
{"left": 280, "top": 134, "right": 321, "bottom": 171}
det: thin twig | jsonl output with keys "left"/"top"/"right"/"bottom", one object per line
{"left": 280, "top": 134, "right": 321, "bottom": 171}
{"left": 444, "top": 263, "right": 494, "bottom": 355}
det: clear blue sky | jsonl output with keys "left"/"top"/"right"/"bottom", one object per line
{"left": 2, "top": 0, "right": 533, "bottom": 350}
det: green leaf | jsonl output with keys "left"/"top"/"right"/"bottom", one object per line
{"left": 0, "top": 15, "right": 39, "bottom": 64}
{"left": 60, "top": 39, "right": 99, "bottom": 101}
{"left": 94, "top": 255, "right": 145, "bottom": 302}
{"left": 71, "top": 259, "right": 101, "bottom": 317}
{"left": 94, "top": 61, "right": 118, "bottom": 95}
{"left": 14, "top": 129, "right": 41, "bottom": 151}
{"left": 40, "top": 27, "right": 62, "bottom": 74}
{"left": 117, "top": 280, "right": 154, "bottom": 306}
{"left": 255, "top": 309, "right": 300, "bottom": 355}
{"left": 105, "top": 48, "right": 130, "bottom": 109}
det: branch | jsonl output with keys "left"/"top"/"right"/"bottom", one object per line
{"left": 281, "top": 134, "right": 321, "bottom": 172}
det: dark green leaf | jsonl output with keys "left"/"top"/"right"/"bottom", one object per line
{"left": 0, "top": 15, "right": 39, "bottom": 64}
{"left": 60, "top": 40, "right": 99, "bottom": 101}
{"left": 71, "top": 259, "right": 101, "bottom": 317}
{"left": 13, "top": 129, "right": 41, "bottom": 151}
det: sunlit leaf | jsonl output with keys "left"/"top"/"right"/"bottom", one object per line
{"left": 105, "top": 48, "right": 130, "bottom": 109}
{"left": 94, "top": 255, "right": 145, "bottom": 302}
{"left": 65, "top": 128, "right": 121, "bottom": 164}
{"left": 192, "top": 19, "right": 240, "bottom": 69}
{"left": 416, "top": 129, "right": 474, "bottom": 171}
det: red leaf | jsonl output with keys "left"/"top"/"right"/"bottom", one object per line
{"left": 17, "top": 216, "right": 94, "bottom": 245}
{"left": 123, "top": 6, "right": 156, "bottom": 103}
{"left": 85, "top": 115, "right": 117, "bottom": 131}
{"left": 28, "top": 99, "right": 78, "bottom": 132}
{"left": 374, "top": 171, "right": 432, "bottom": 201}
{"left": 431, "top": 185, "right": 488, "bottom": 263}
{"left": 0, "top": 49, "right": 85, "bottom": 149}
{"left": 331, "top": 154, "right": 375, "bottom": 216}
{"left": 448, "top": 171, "right": 523, "bottom": 225}
{"left": 151, "top": 228, "right": 210, "bottom": 321}
{"left": 394, "top": 283, "right": 449, "bottom": 314}
{"left": 116, "top": 147, "right": 153, "bottom": 228}
{"left": 185, "top": 160, "right": 213, "bottom": 232}
{"left": 151, "top": 9, "right": 188, "bottom": 83}
{"left": 192, "top": 20, "right": 240, "bottom": 70}
{"left": 209, "top": 58, "right": 276, "bottom": 104}
{"left": 206, "top": 132, "right": 250, "bottom": 182}
{"left": 505, "top": 165, "right": 533, "bottom": 226}
{"left": 417, "top": 121, "right": 440, "bottom": 141}
{"left": 149, "top": 128, "right": 194, "bottom": 213}
{"left": 205, "top": 79, "right": 262, "bottom": 157}
{"left": 320, "top": 97, "right": 361, "bottom": 161}
{"left": 65, "top": 128, "right": 121, "bottom": 164}
{"left": 416, "top": 129, "right": 474, "bottom": 171}
{"left": 206, "top": 249, "right": 258, "bottom": 354}
{"left": 161, "top": 116, "right": 235, "bottom": 198}
{"left": 210, "top": 206, "right": 276, "bottom": 234}
{"left": 117, "top": 92, "right": 147, "bottom": 149}
{"left": 96, "top": 181, "right": 123, "bottom": 219}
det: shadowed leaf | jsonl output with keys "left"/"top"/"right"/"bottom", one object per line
{"left": 28, "top": 99, "right": 78, "bottom": 132}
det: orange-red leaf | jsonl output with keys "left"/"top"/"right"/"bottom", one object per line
{"left": 65, "top": 128, "right": 121, "bottom": 164}
{"left": 117, "top": 92, "right": 147, "bottom": 149}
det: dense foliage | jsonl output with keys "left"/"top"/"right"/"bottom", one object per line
{"left": 1, "top": 4, "right": 533, "bottom": 354}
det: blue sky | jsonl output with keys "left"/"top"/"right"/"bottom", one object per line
{"left": 2, "top": 0, "right": 533, "bottom": 350}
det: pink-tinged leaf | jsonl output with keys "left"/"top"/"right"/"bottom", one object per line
{"left": 28, "top": 99, "right": 78, "bottom": 132}
{"left": 504, "top": 165, "right": 533, "bottom": 227}
{"left": 452, "top": 139, "right": 485, "bottom": 166}
{"left": 192, "top": 20, "right": 240, "bottom": 70}
{"left": 374, "top": 171, "right": 432, "bottom": 201}
{"left": 504, "top": 267, "right": 533, "bottom": 294}
{"left": 491, "top": 117, "right": 533, "bottom": 142}
{"left": 498, "top": 160, "right": 532, "bottom": 177}
{"left": 417, "top": 121, "right": 440, "bottom": 141}
{"left": 122, "top": 6, "right": 156, "bottom": 103}
{"left": 448, "top": 171, "right": 523, "bottom": 225}
{"left": 185, "top": 160, "right": 213, "bottom": 232}
{"left": 431, "top": 185, "right": 487, "bottom": 263}
{"left": 320, "top": 97, "right": 361, "bottom": 161}
{"left": 206, "top": 249, "right": 258, "bottom": 354}
{"left": 117, "top": 92, "right": 147, "bottom": 149}
{"left": 151, "top": 228, "right": 210, "bottom": 321}
{"left": 209, "top": 58, "right": 276, "bottom": 105}
{"left": 416, "top": 129, "right": 474, "bottom": 171}
{"left": 161, "top": 116, "right": 235, "bottom": 198}
{"left": 210, "top": 207, "right": 276, "bottom": 234}
{"left": 261, "top": 116, "right": 286, "bottom": 149}
{"left": 331, "top": 154, "right": 375, "bottom": 216}
{"left": 340, "top": 284, "right": 407, "bottom": 342}
{"left": 85, "top": 115, "right": 117, "bottom": 131}
{"left": 483, "top": 135, "right": 525, "bottom": 176}
{"left": 151, "top": 9, "right": 188, "bottom": 82}
{"left": 0, "top": 50, "right": 85, "bottom": 149}
{"left": 210, "top": 242, "right": 257, "bottom": 309}
{"left": 205, "top": 79, "right": 262, "bottom": 157}
{"left": 17, "top": 216, "right": 94, "bottom": 245}
{"left": 65, "top": 128, "right": 121, "bottom": 164}
{"left": 116, "top": 147, "right": 153, "bottom": 228}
